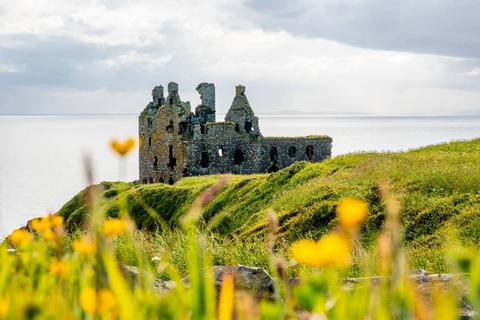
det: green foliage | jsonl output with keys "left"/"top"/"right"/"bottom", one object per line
{"left": 58, "top": 139, "right": 480, "bottom": 272}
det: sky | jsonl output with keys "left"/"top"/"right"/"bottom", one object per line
{"left": 0, "top": 0, "right": 479, "bottom": 115}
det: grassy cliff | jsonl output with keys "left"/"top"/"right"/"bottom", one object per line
{"left": 59, "top": 139, "right": 480, "bottom": 271}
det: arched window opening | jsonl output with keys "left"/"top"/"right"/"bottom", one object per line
{"left": 269, "top": 146, "right": 278, "bottom": 162}
{"left": 168, "top": 145, "right": 176, "bottom": 169}
{"left": 218, "top": 148, "right": 224, "bottom": 158}
{"left": 200, "top": 124, "right": 206, "bottom": 134}
{"left": 200, "top": 151, "right": 209, "bottom": 168}
{"left": 147, "top": 118, "right": 153, "bottom": 127}
{"left": 268, "top": 164, "right": 279, "bottom": 173}
{"left": 149, "top": 177, "right": 154, "bottom": 183}
{"left": 159, "top": 177, "right": 164, "bottom": 183}
{"left": 143, "top": 179, "right": 147, "bottom": 184}
{"left": 153, "top": 156, "right": 158, "bottom": 170}
{"left": 148, "top": 136, "right": 152, "bottom": 147}
{"left": 234, "top": 149, "right": 244, "bottom": 165}
{"left": 178, "top": 121, "right": 188, "bottom": 135}
{"left": 306, "top": 145, "right": 314, "bottom": 160}
{"left": 244, "top": 121, "right": 252, "bottom": 133}
{"left": 168, "top": 177, "right": 174, "bottom": 185}
{"left": 166, "top": 120, "right": 174, "bottom": 133}
{"left": 235, "top": 124, "right": 240, "bottom": 133}
{"left": 288, "top": 146, "right": 297, "bottom": 158}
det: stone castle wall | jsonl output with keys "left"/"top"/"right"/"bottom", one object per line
{"left": 139, "top": 82, "right": 332, "bottom": 184}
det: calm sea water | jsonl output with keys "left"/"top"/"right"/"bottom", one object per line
{"left": 0, "top": 115, "right": 479, "bottom": 237}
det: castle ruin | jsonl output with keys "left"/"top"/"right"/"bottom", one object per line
{"left": 139, "top": 82, "right": 332, "bottom": 184}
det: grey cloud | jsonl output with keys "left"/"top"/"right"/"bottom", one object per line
{"left": 244, "top": 0, "right": 480, "bottom": 58}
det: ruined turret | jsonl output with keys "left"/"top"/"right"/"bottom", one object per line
{"left": 225, "top": 85, "right": 261, "bottom": 136}
{"left": 195, "top": 83, "right": 216, "bottom": 124}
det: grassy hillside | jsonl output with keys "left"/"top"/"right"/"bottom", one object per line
{"left": 59, "top": 139, "right": 480, "bottom": 271}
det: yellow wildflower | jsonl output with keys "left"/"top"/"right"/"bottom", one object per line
{"left": 218, "top": 273, "right": 234, "bottom": 320}
{"left": 80, "top": 287, "right": 96, "bottom": 314}
{"left": 8, "top": 229, "right": 31, "bottom": 247}
{"left": 0, "top": 296, "right": 8, "bottom": 318}
{"left": 290, "top": 239, "right": 323, "bottom": 266}
{"left": 49, "top": 259, "right": 70, "bottom": 278}
{"left": 42, "top": 230, "right": 57, "bottom": 241}
{"left": 110, "top": 138, "right": 135, "bottom": 157}
{"left": 336, "top": 198, "right": 368, "bottom": 231}
{"left": 50, "top": 215, "right": 64, "bottom": 228}
{"left": 102, "top": 219, "right": 127, "bottom": 238}
{"left": 290, "top": 233, "right": 351, "bottom": 268}
{"left": 31, "top": 217, "right": 51, "bottom": 233}
{"left": 73, "top": 236, "right": 96, "bottom": 256}
{"left": 98, "top": 289, "right": 116, "bottom": 313}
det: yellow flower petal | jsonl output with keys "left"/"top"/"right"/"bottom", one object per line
{"left": 80, "top": 287, "right": 96, "bottom": 314}
{"left": 8, "top": 229, "right": 31, "bottom": 247}
{"left": 337, "top": 198, "right": 368, "bottom": 231}
{"left": 73, "top": 236, "right": 96, "bottom": 256}
{"left": 98, "top": 289, "right": 116, "bottom": 313}
{"left": 218, "top": 273, "right": 234, "bottom": 320}
{"left": 103, "top": 219, "right": 127, "bottom": 238}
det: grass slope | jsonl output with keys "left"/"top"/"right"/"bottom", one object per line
{"left": 59, "top": 139, "right": 480, "bottom": 271}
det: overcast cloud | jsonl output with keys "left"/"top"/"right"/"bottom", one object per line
{"left": 0, "top": 0, "right": 479, "bottom": 115}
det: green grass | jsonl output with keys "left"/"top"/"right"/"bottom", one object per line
{"left": 59, "top": 138, "right": 480, "bottom": 272}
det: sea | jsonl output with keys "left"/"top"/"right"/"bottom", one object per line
{"left": 0, "top": 115, "right": 479, "bottom": 237}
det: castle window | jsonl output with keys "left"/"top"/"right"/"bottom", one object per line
{"left": 143, "top": 179, "right": 147, "bottom": 184}
{"left": 153, "top": 156, "right": 158, "bottom": 170}
{"left": 159, "top": 177, "right": 164, "bottom": 183}
{"left": 147, "top": 118, "right": 152, "bottom": 127}
{"left": 306, "top": 145, "right": 314, "bottom": 160}
{"left": 218, "top": 148, "right": 224, "bottom": 158}
{"left": 149, "top": 178, "right": 154, "bottom": 183}
{"left": 269, "top": 146, "right": 278, "bottom": 162}
{"left": 235, "top": 124, "right": 240, "bottom": 133}
{"left": 168, "top": 177, "right": 174, "bottom": 185}
{"left": 166, "top": 120, "right": 174, "bottom": 133}
{"left": 200, "top": 124, "right": 206, "bottom": 134}
{"left": 200, "top": 151, "right": 209, "bottom": 168}
{"left": 288, "top": 146, "right": 297, "bottom": 158}
{"left": 244, "top": 121, "right": 252, "bottom": 133}
{"left": 148, "top": 136, "right": 152, "bottom": 147}
{"left": 178, "top": 121, "right": 188, "bottom": 135}
{"left": 234, "top": 148, "right": 244, "bottom": 165}
{"left": 268, "top": 164, "right": 279, "bottom": 173}
{"left": 168, "top": 145, "right": 176, "bottom": 169}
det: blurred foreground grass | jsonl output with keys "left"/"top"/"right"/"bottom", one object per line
{"left": 1, "top": 138, "right": 479, "bottom": 319}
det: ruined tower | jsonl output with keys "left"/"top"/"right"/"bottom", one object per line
{"left": 139, "top": 82, "right": 332, "bottom": 184}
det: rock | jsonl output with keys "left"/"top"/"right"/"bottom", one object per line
{"left": 120, "top": 264, "right": 175, "bottom": 293}
{"left": 212, "top": 265, "right": 275, "bottom": 300}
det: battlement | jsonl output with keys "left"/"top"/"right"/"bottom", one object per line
{"left": 139, "top": 82, "right": 332, "bottom": 184}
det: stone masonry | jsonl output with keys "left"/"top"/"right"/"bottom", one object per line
{"left": 139, "top": 82, "right": 332, "bottom": 184}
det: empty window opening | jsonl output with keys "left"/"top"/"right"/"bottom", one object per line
{"left": 147, "top": 118, "right": 153, "bottom": 127}
{"left": 148, "top": 136, "right": 152, "bottom": 147}
{"left": 159, "top": 177, "right": 164, "bottom": 183}
{"left": 306, "top": 145, "right": 314, "bottom": 160}
{"left": 153, "top": 156, "right": 158, "bottom": 170}
{"left": 149, "top": 178, "right": 154, "bottom": 183}
{"left": 268, "top": 164, "right": 279, "bottom": 173}
{"left": 234, "top": 149, "right": 244, "bottom": 165}
{"left": 178, "top": 121, "right": 188, "bottom": 135}
{"left": 168, "top": 177, "right": 174, "bottom": 185}
{"left": 143, "top": 179, "right": 147, "bottom": 184}
{"left": 244, "top": 121, "right": 252, "bottom": 133}
{"left": 200, "top": 151, "right": 209, "bottom": 168}
{"left": 288, "top": 146, "right": 297, "bottom": 158}
{"left": 218, "top": 148, "right": 224, "bottom": 158}
{"left": 200, "top": 124, "right": 206, "bottom": 134}
{"left": 235, "top": 124, "right": 240, "bottom": 133}
{"left": 166, "top": 120, "right": 174, "bottom": 133}
{"left": 269, "top": 146, "right": 278, "bottom": 162}
{"left": 168, "top": 145, "right": 176, "bottom": 169}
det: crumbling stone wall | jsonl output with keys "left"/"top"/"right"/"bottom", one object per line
{"left": 139, "top": 82, "right": 332, "bottom": 184}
